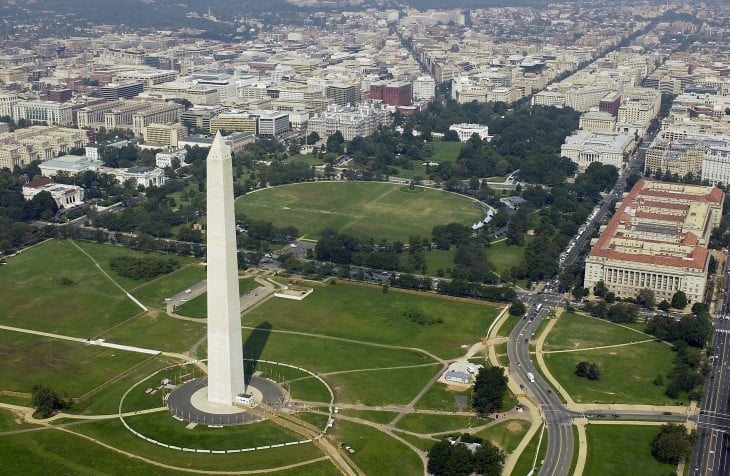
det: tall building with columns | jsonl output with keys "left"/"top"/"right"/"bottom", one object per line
{"left": 584, "top": 180, "right": 723, "bottom": 305}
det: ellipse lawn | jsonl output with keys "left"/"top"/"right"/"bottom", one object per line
{"left": 236, "top": 182, "right": 484, "bottom": 241}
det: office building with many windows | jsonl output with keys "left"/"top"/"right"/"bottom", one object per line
{"left": 584, "top": 180, "right": 723, "bottom": 305}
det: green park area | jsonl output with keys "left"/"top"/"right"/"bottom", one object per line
{"left": 543, "top": 312, "right": 651, "bottom": 352}
{"left": 542, "top": 312, "right": 683, "bottom": 404}
{"left": 583, "top": 424, "right": 676, "bottom": 476}
{"left": 333, "top": 420, "right": 424, "bottom": 475}
{"left": 393, "top": 140, "right": 462, "bottom": 179}
{"left": 236, "top": 181, "right": 483, "bottom": 242}
{"left": 0, "top": 329, "right": 150, "bottom": 398}
{"left": 395, "top": 413, "right": 490, "bottom": 434}
{"left": 486, "top": 239, "right": 526, "bottom": 278}
{"left": 243, "top": 281, "right": 502, "bottom": 360}
{"left": 475, "top": 419, "right": 531, "bottom": 454}
{"left": 0, "top": 240, "right": 142, "bottom": 335}
{"left": 0, "top": 239, "right": 515, "bottom": 474}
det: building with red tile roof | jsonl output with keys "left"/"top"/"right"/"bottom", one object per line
{"left": 584, "top": 179, "right": 723, "bottom": 304}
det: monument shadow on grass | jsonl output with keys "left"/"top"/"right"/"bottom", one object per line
{"left": 243, "top": 320, "right": 271, "bottom": 386}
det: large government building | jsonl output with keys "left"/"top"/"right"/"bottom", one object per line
{"left": 584, "top": 180, "right": 724, "bottom": 305}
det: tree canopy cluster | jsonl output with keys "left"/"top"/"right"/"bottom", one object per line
{"left": 651, "top": 424, "right": 696, "bottom": 465}
{"left": 31, "top": 384, "right": 68, "bottom": 418}
{"left": 575, "top": 361, "right": 600, "bottom": 380}
{"left": 110, "top": 255, "right": 180, "bottom": 280}
{"left": 427, "top": 435, "right": 505, "bottom": 476}
{"left": 645, "top": 305, "right": 712, "bottom": 399}
{"left": 472, "top": 366, "right": 508, "bottom": 414}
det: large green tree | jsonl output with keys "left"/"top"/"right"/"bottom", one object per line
{"left": 671, "top": 291, "right": 688, "bottom": 309}
{"left": 472, "top": 366, "right": 508, "bottom": 415}
{"left": 651, "top": 424, "right": 695, "bottom": 464}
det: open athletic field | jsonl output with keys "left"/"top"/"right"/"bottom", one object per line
{"left": 236, "top": 182, "right": 484, "bottom": 241}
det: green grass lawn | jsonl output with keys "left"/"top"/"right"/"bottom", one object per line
{"left": 475, "top": 419, "right": 531, "bottom": 453}
{"left": 431, "top": 141, "right": 462, "bottom": 163}
{"left": 234, "top": 329, "right": 435, "bottom": 377}
{"left": 415, "top": 382, "right": 473, "bottom": 412}
{"left": 98, "top": 313, "right": 205, "bottom": 353}
{"left": 327, "top": 364, "right": 440, "bottom": 406}
{"left": 284, "top": 153, "right": 325, "bottom": 166}
{"left": 339, "top": 410, "right": 398, "bottom": 425}
{"left": 394, "top": 413, "right": 490, "bottom": 435}
{"left": 74, "top": 241, "right": 201, "bottom": 291}
{"left": 236, "top": 182, "right": 482, "bottom": 242}
{"left": 424, "top": 249, "right": 455, "bottom": 276}
{"left": 176, "top": 277, "right": 261, "bottom": 318}
{"left": 70, "top": 418, "right": 329, "bottom": 472}
{"left": 254, "top": 363, "right": 332, "bottom": 402}
{"left": 393, "top": 140, "right": 463, "bottom": 179}
{"left": 124, "top": 411, "right": 301, "bottom": 450}
{"left": 0, "top": 329, "right": 150, "bottom": 397}
{"left": 544, "top": 312, "right": 651, "bottom": 352}
{"left": 0, "top": 240, "right": 141, "bottom": 336}
{"left": 486, "top": 240, "right": 525, "bottom": 277}
{"left": 512, "top": 424, "right": 548, "bottom": 475}
{"left": 584, "top": 424, "right": 677, "bottom": 476}
{"left": 497, "top": 315, "right": 521, "bottom": 338}
{"left": 332, "top": 420, "right": 423, "bottom": 476}
{"left": 131, "top": 264, "right": 207, "bottom": 307}
{"left": 543, "top": 341, "right": 683, "bottom": 404}
{"left": 0, "top": 408, "right": 35, "bottom": 431}
{"left": 244, "top": 282, "right": 499, "bottom": 360}
{"left": 395, "top": 431, "right": 438, "bottom": 452}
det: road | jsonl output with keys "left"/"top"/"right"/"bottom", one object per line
{"left": 690, "top": 256, "right": 730, "bottom": 475}
{"left": 507, "top": 293, "right": 574, "bottom": 476}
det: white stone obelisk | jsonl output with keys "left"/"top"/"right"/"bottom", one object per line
{"left": 206, "top": 132, "right": 245, "bottom": 405}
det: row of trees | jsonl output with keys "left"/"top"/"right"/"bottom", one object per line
{"left": 645, "top": 304, "right": 712, "bottom": 399}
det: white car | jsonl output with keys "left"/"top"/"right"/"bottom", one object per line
{"left": 184, "top": 288, "right": 192, "bottom": 294}
{"left": 181, "top": 298, "right": 189, "bottom": 302}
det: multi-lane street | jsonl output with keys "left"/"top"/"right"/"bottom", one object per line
{"left": 692, "top": 317, "right": 730, "bottom": 475}
{"left": 508, "top": 293, "right": 575, "bottom": 476}
{"left": 690, "top": 257, "right": 730, "bottom": 475}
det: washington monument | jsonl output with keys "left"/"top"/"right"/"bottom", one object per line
{"left": 206, "top": 131, "right": 245, "bottom": 405}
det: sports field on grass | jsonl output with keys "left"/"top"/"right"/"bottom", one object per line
{"left": 584, "top": 424, "right": 676, "bottom": 476}
{"left": 236, "top": 182, "right": 483, "bottom": 242}
{"left": 243, "top": 282, "right": 502, "bottom": 359}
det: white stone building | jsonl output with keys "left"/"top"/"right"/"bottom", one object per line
{"left": 448, "top": 123, "right": 492, "bottom": 143}
{"left": 561, "top": 130, "right": 634, "bottom": 170}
